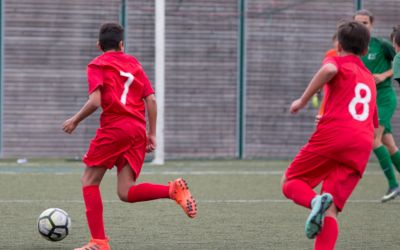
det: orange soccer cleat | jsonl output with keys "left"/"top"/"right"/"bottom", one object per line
{"left": 74, "top": 238, "right": 110, "bottom": 250}
{"left": 169, "top": 178, "right": 197, "bottom": 218}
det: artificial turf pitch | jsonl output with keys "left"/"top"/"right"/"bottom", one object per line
{"left": 0, "top": 159, "right": 399, "bottom": 249}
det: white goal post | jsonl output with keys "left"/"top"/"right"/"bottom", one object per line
{"left": 152, "top": 0, "right": 165, "bottom": 165}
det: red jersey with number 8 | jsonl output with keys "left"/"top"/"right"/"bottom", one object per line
{"left": 87, "top": 51, "right": 154, "bottom": 127}
{"left": 303, "top": 55, "right": 377, "bottom": 174}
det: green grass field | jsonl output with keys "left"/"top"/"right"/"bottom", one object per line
{"left": 0, "top": 159, "right": 399, "bottom": 249}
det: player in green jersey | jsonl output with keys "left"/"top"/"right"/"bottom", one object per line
{"left": 354, "top": 10, "right": 400, "bottom": 202}
{"left": 392, "top": 26, "right": 400, "bottom": 84}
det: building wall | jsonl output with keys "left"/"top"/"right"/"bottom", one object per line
{"left": 3, "top": 0, "right": 399, "bottom": 159}
{"left": 245, "top": 0, "right": 355, "bottom": 158}
{"left": 4, "top": 0, "right": 120, "bottom": 157}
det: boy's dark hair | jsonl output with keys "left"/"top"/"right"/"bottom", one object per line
{"left": 332, "top": 31, "right": 338, "bottom": 42}
{"left": 98, "top": 23, "right": 124, "bottom": 51}
{"left": 353, "top": 9, "right": 374, "bottom": 24}
{"left": 337, "top": 21, "right": 370, "bottom": 55}
{"left": 391, "top": 25, "right": 400, "bottom": 47}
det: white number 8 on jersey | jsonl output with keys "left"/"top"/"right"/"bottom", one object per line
{"left": 348, "top": 83, "right": 371, "bottom": 121}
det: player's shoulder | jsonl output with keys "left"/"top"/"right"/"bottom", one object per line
{"left": 370, "top": 36, "right": 382, "bottom": 44}
{"left": 123, "top": 53, "right": 139, "bottom": 62}
{"left": 393, "top": 53, "right": 400, "bottom": 71}
{"left": 373, "top": 36, "right": 392, "bottom": 49}
{"left": 335, "top": 55, "right": 370, "bottom": 74}
{"left": 88, "top": 52, "right": 141, "bottom": 68}
{"left": 394, "top": 52, "right": 400, "bottom": 62}
{"left": 376, "top": 36, "right": 391, "bottom": 44}
{"left": 125, "top": 53, "right": 144, "bottom": 68}
{"left": 88, "top": 53, "right": 107, "bottom": 67}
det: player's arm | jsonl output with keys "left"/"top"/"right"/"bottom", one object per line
{"left": 62, "top": 88, "right": 101, "bottom": 134}
{"left": 144, "top": 94, "right": 157, "bottom": 152}
{"left": 374, "top": 69, "right": 393, "bottom": 84}
{"left": 290, "top": 63, "right": 337, "bottom": 114}
{"left": 375, "top": 39, "right": 396, "bottom": 84}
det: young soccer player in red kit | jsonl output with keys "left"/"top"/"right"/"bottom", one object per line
{"left": 281, "top": 21, "right": 377, "bottom": 250}
{"left": 63, "top": 23, "right": 197, "bottom": 250}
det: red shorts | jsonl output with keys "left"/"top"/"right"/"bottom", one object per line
{"left": 83, "top": 124, "right": 146, "bottom": 181}
{"left": 285, "top": 149, "right": 363, "bottom": 211}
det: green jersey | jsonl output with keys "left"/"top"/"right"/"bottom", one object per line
{"left": 393, "top": 53, "right": 400, "bottom": 83}
{"left": 361, "top": 36, "right": 396, "bottom": 89}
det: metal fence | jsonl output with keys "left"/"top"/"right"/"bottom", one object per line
{"left": 0, "top": 0, "right": 398, "bottom": 160}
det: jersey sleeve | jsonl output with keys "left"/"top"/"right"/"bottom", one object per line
{"left": 322, "top": 56, "right": 338, "bottom": 67}
{"left": 87, "top": 64, "right": 103, "bottom": 94}
{"left": 393, "top": 54, "right": 400, "bottom": 83}
{"left": 137, "top": 67, "right": 155, "bottom": 98}
{"left": 381, "top": 38, "right": 396, "bottom": 61}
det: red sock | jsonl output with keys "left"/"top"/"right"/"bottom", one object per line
{"left": 127, "top": 183, "right": 170, "bottom": 203}
{"left": 282, "top": 179, "right": 316, "bottom": 208}
{"left": 314, "top": 216, "right": 338, "bottom": 250}
{"left": 83, "top": 185, "right": 106, "bottom": 240}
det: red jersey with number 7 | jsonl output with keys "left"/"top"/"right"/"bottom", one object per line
{"left": 87, "top": 51, "right": 154, "bottom": 127}
{"left": 303, "top": 55, "right": 377, "bottom": 174}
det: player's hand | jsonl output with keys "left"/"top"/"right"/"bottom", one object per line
{"left": 290, "top": 99, "right": 306, "bottom": 114}
{"left": 62, "top": 117, "right": 78, "bottom": 134}
{"left": 146, "top": 134, "right": 157, "bottom": 153}
{"left": 373, "top": 73, "right": 387, "bottom": 84}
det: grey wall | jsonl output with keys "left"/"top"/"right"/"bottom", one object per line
{"left": 4, "top": 0, "right": 120, "bottom": 157}
{"left": 245, "top": 0, "right": 356, "bottom": 158}
{"left": 3, "top": 0, "right": 400, "bottom": 159}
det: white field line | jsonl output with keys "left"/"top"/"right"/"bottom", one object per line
{"left": 0, "top": 170, "right": 387, "bottom": 176}
{"left": 0, "top": 199, "right": 393, "bottom": 204}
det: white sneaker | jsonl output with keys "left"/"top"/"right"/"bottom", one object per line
{"left": 381, "top": 187, "right": 400, "bottom": 203}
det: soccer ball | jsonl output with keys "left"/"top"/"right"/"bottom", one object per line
{"left": 37, "top": 208, "right": 71, "bottom": 241}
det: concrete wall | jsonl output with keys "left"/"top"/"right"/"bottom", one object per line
{"left": 3, "top": 0, "right": 399, "bottom": 159}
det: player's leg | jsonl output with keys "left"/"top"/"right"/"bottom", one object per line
{"left": 381, "top": 132, "right": 400, "bottom": 201}
{"left": 117, "top": 164, "right": 197, "bottom": 218}
{"left": 383, "top": 132, "right": 400, "bottom": 172}
{"left": 117, "top": 164, "right": 169, "bottom": 202}
{"left": 375, "top": 91, "right": 399, "bottom": 201}
{"left": 314, "top": 165, "right": 361, "bottom": 250}
{"left": 314, "top": 204, "right": 338, "bottom": 250}
{"left": 304, "top": 192, "right": 333, "bottom": 240}
{"left": 373, "top": 126, "right": 399, "bottom": 202}
{"left": 75, "top": 166, "right": 110, "bottom": 250}
{"left": 283, "top": 151, "right": 335, "bottom": 239}
{"left": 281, "top": 175, "right": 317, "bottom": 209}
{"left": 282, "top": 149, "right": 329, "bottom": 209}
{"left": 76, "top": 126, "right": 132, "bottom": 250}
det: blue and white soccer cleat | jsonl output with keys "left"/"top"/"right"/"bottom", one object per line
{"left": 305, "top": 193, "right": 333, "bottom": 239}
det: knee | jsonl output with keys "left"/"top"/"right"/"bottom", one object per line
{"left": 281, "top": 175, "right": 289, "bottom": 198}
{"left": 117, "top": 184, "right": 131, "bottom": 202}
{"left": 81, "top": 168, "right": 105, "bottom": 187}
{"left": 117, "top": 189, "right": 129, "bottom": 202}
{"left": 280, "top": 174, "right": 287, "bottom": 188}
{"left": 385, "top": 144, "right": 398, "bottom": 155}
{"left": 81, "top": 174, "right": 99, "bottom": 187}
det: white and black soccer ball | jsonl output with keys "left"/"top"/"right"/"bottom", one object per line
{"left": 37, "top": 208, "right": 71, "bottom": 241}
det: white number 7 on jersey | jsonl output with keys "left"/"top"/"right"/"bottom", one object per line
{"left": 120, "top": 71, "right": 135, "bottom": 105}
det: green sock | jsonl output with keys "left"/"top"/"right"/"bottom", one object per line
{"left": 374, "top": 146, "right": 398, "bottom": 189}
{"left": 390, "top": 150, "right": 400, "bottom": 173}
